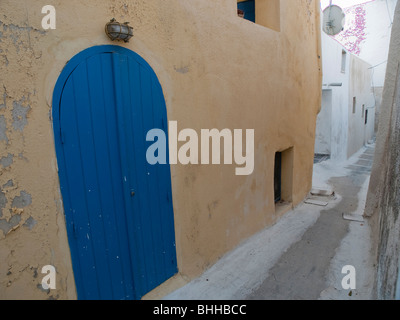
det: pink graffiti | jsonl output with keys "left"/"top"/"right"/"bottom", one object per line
{"left": 335, "top": 5, "right": 367, "bottom": 56}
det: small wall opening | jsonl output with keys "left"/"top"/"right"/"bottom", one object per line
{"left": 274, "top": 152, "right": 282, "bottom": 203}
{"left": 238, "top": 0, "right": 255, "bottom": 22}
{"left": 274, "top": 147, "right": 294, "bottom": 209}
{"left": 237, "top": 0, "right": 281, "bottom": 32}
{"left": 341, "top": 50, "right": 347, "bottom": 73}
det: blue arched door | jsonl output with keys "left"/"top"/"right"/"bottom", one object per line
{"left": 53, "top": 45, "right": 177, "bottom": 300}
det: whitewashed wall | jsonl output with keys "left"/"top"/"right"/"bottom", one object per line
{"left": 316, "top": 22, "right": 375, "bottom": 160}
{"left": 315, "top": 32, "right": 350, "bottom": 161}
{"left": 347, "top": 55, "right": 376, "bottom": 158}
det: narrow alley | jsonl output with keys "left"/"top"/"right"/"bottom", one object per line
{"left": 2, "top": 0, "right": 400, "bottom": 302}
{"left": 162, "top": 145, "right": 376, "bottom": 300}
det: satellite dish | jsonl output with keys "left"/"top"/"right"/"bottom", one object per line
{"left": 323, "top": 5, "right": 346, "bottom": 36}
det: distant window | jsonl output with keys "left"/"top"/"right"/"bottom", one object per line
{"left": 341, "top": 50, "right": 347, "bottom": 73}
{"left": 237, "top": 0, "right": 281, "bottom": 31}
{"left": 362, "top": 104, "right": 365, "bottom": 118}
{"left": 353, "top": 97, "right": 356, "bottom": 114}
{"left": 238, "top": 0, "right": 255, "bottom": 23}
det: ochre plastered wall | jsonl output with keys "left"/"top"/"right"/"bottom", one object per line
{"left": 0, "top": 0, "right": 321, "bottom": 299}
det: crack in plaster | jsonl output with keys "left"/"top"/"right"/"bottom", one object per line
{"left": 0, "top": 214, "right": 21, "bottom": 235}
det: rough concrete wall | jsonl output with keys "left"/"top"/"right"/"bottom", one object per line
{"left": 0, "top": 0, "right": 322, "bottom": 299}
{"left": 373, "top": 86, "right": 384, "bottom": 133}
{"left": 365, "top": 0, "right": 400, "bottom": 300}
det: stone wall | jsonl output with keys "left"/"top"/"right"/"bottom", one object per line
{"left": 365, "top": 0, "right": 400, "bottom": 300}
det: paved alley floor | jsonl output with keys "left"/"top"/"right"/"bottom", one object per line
{"left": 162, "top": 145, "right": 376, "bottom": 300}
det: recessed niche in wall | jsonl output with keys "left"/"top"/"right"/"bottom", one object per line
{"left": 237, "top": 0, "right": 281, "bottom": 32}
{"left": 274, "top": 147, "right": 293, "bottom": 206}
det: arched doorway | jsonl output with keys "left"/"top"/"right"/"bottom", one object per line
{"left": 53, "top": 45, "right": 177, "bottom": 300}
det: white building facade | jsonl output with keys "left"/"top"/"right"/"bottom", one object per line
{"left": 315, "top": 9, "right": 375, "bottom": 160}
